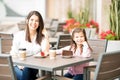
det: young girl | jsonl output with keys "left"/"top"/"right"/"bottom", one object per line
{"left": 56, "top": 28, "right": 92, "bottom": 80}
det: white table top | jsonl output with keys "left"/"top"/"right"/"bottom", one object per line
{"left": 12, "top": 55, "right": 93, "bottom": 72}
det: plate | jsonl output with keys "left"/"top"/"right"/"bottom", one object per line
{"left": 26, "top": 54, "right": 33, "bottom": 57}
{"left": 33, "top": 54, "right": 47, "bottom": 58}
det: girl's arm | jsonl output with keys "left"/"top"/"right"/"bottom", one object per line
{"left": 82, "top": 42, "right": 92, "bottom": 57}
{"left": 56, "top": 46, "right": 71, "bottom": 55}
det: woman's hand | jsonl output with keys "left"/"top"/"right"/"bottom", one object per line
{"left": 18, "top": 66, "right": 24, "bottom": 70}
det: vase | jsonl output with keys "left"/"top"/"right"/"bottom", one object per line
{"left": 89, "top": 28, "right": 98, "bottom": 39}
{"left": 106, "top": 40, "right": 120, "bottom": 52}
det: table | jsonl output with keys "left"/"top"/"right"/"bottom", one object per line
{"left": 13, "top": 55, "right": 93, "bottom": 79}
{"left": 12, "top": 55, "right": 93, "bottom": 72}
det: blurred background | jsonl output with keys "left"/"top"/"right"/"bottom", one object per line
{"left": 0, "top": 0, "right": 111, "bottom": 34}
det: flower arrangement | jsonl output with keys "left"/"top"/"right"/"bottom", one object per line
{"left": 100, "top": 30, "right": 116, "bottom": 40}
{"left": 63, "top": 18, "right": 99, "bottom": 33}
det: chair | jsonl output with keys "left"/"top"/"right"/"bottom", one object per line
{"left": 56, "top": 34, "right": 71, "bottom": 49}
{"left": 94, "top": 51, "right": 120, "bottom": 80}
{"left": 48, "top": 20, "right": 59, "bottom": 37}
{"left": 0, "top": 33, "right": 13, "bottom": 39}
{"left": 0, "top": 54, "right": 17, "bottom": 80}
{"left": 52, "top": 34, "right": 71, "bottom": 76}
{"left": 17, "top": 21, "right": 26, "bottom": 30}
{"left": 0, "top": 37, "right": 13, "bottom": 54}
{"left": 57, "top": 22, "right": 66, "bottom": 32}
{"left": 36, "top": 75, "right": 73, "bottom": 80}
{"left": 84, "top": 39, "right": 108, "bottom": 80}
{"left": 53, "top": 22, "right": 66, "bottom": 38}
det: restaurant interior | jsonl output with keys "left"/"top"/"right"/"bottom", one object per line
{"left": 0, "top": 0, "right": 120, "bottom": 80}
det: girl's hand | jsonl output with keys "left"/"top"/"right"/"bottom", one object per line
{"left": 82, "top": 41, "right": 87, "bottom": 45}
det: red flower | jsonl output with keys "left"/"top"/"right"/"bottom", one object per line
{"left": 63, "top": 19, "right": 99, "bottom": 33}
{"left": 106, "top": 30, "right": 112, "bottom": 34}
{"left": 66, "top": 18, "right": 75, "bottom": 25}
{"left": 90, "top": 20, "right": 95, "bottom": 25}
{"left": 86, "top": 23, "right": 91, "bottom": 28}
{"left": 100, "top": 30, "right": 116, "bottom": 40}
{"left": 74, "top": 22, "right": 80, "bottom": 26}
{"left": 90, "top": 20, "right": 99, "bottom": 28}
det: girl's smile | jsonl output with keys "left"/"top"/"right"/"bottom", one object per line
{"left": 73, "top": 32, "right": 85, "bottom": 45}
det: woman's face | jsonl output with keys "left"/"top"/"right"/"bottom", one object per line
{"left": 73, "top": 32, "right": 85, "bottom": 45}
{"left": 28, "top": 15, "right": 39, "bottom": 31}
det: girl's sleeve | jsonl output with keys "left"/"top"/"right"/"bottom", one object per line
{"left": 56, "top": 46, "right": 71, "bottom": 55}
{"left": 82, "top": 42, "right": 91, "bottom": 57}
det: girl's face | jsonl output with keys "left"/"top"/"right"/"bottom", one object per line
{"left": 73, "top": 32, "right": 85, "bottom": 45}
{"left": 28, "top": 15, "right": 39, "bottom": 31}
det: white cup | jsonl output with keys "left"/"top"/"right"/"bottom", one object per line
{"left": 18, "top": 48, "right": 26, "bottom": 60}
{"left": 49, "top": 50, "right": 56, "bottom": 59}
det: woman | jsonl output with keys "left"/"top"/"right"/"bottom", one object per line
{"left": 56, "top": 28, "right": 92, "bottom": 80}
{"left": 10, "top": 11, "right": 50, "bottom": 80}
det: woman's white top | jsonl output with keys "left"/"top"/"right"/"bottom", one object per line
{"left": 10, "top": 30, "right": 49, "bottom": 56}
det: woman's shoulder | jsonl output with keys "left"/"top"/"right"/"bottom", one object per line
{"left": 13, "top": 30, "right": 25, "bottom": 37}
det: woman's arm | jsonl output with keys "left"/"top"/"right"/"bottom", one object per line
{"left": 41, "top": 37, "right": 50, "bottom": 55}
{"left": 41, "top": 29, "right": 50, "bottom": 55}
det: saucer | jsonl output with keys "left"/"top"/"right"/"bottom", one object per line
{"left": 62, "top": 55, "right": 73, "bottom": 58}
{"left": 33, "top": 54, "right": 47, "bottom": 58}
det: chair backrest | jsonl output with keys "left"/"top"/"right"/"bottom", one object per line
{"left": 106, "top": 40, "right": 120, "bottom": 52}
{"left": 0, "top": 38, "right": 13, "bottom": 54}
{"left": 0, "top": 33, "right": 13, "bottom": 39}
{"left": 56, "top": 34, "right": 71, "bottom": 49}
{"left": 0, "top": 54, "right": 17, "bottom": 80}
{"left": 17, "top": 21, "right": 26, "bottom": 30}
{"left": 88, "top": 39, "right": 108, "bottom": 61}
{"left": 48, "top": 20, "right": 59, "bottom": 37}
{"left": 94, "top": 51, "right": 120, "bottom": 80}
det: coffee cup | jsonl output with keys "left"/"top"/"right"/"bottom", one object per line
{"left": 18, "top": 48, "right": 26, "bottom": 60}
{"left": 49, "top": 50, "right": 56, "bottom": 59}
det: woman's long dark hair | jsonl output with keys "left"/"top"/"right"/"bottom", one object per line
{"left": 25, "top": 11, "right": 44, "bottom": 45}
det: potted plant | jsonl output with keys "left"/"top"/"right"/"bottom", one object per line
{"left": 105, "top": 0, "right": 120, "bottom": 52}
{"left": 64, "top": 8, "right": 99, "bottom": 38}
{"left": 109, "top": 0, "right": 120, "bottom": 40}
